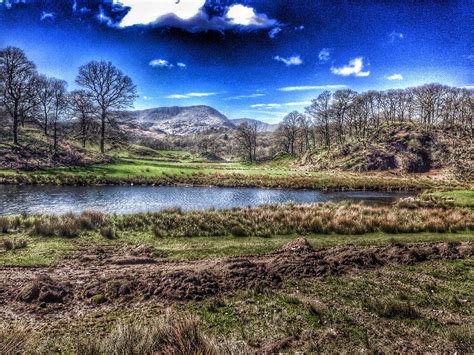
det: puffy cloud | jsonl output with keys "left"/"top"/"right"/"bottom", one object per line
{"left": 116, "top": 1, "right": 276, "bottom": 32}
{"left": 166, "top": 92, "right": 217, "bottom": 99}
{"left": 119, "top": 0, "right": 206, "bottom": 27}
{"left": 149, "top": 59, "right": 174, "bottom": 68}
{"left": 318, "top": 48, "right": 332, "bottom": 63}
{"left": 177, "top": 62, "right": 187, "bottom": 69}
{"left": 278, "top": 85, "right": 347, "bottom": 92}
{"left": 330, "top": 57, "right": 370, "bottom": 77}
{"left": 273, "top": 55, "right": 303, "bottom": 66}
{"left": 387, "top": 73, "right": 403, "bottom": 80}
{"left": 268, "top": 27, "right": 282, "bottom": 39}
{"left": 226, "top": 4, "right": 275, "bottom": 27}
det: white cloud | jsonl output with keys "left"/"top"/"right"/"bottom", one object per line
{"left": 40, "top": 11, "right": 55, "bottom": 21}
{"left": 166, "top": 92, "right": 217, "bottom": 99}
{"left": 177, "top": 62, "right": 187, "bottom": 69}
{"left": 330, "top": 57, "right": 370, "bottom": 77}
{"left": 278, "top": 85, "right": 347, "bottom": 92}
{"left": 149, "top": 59, "right": 174, "bottom": 68}
{"left": 461, "top": 85, "right": 474, "bottom": 90}
{"left": 285, "top": 101, "right": 312, "bottom": 106}
{"left": 225, "top": 4, "right": 275, "bottom": 27}
{"left": 117, "top": 1, "right": 276, "bottom": 32}
{"left": 318, "top": 48, "right": 332, "bottom": 63}
{"left": 166, "top": 94, "right": 189, "bottom": 99}
{"left": 388, "top": 31, "right": 404, "bottom": 42}
{"left": 225, "top": 93, "right": 265, "bottom": 100}
{"left": 186, "top": 92, "right": 216, "bottom": 97}
{"left": 387, "top": 73, "right": 403, "bottom": 80}
{"left": 252, "top": 101, "right": 311, "bottom": 109}
{"left": 268, "top": 27, "right": 282, "bottom": 39}
{"left": 273, "top": 55, "right": 303, "bottom": 66}
{"left": 251, "top": 103, "right": 282, "bottom": 108}
{"left": 119, "top": 0, "right": 206, "bottom": 27}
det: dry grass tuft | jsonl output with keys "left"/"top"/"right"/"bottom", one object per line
{"left": 71, "top": 313, "right": 247, "bottom": 355}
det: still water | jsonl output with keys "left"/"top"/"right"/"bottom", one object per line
{"left": 0, "top": 185, "right": 412, "bottom": 215}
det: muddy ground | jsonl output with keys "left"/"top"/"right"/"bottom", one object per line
{"left": 0, "top": 239, "right": 472, "bottom": 324}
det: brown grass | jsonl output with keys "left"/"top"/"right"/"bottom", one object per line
{"left": 15, "top": 202, "right": 474, "bottom": 238}
{"left": 117, "top": 203, "right": 473, "bottom": 237}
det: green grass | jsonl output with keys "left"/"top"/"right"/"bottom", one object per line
{"left": 183, "top": 258, "right": 474, "bottom": 352}
{"left": 429, "top": 190, "right": 474, "bottom": 207}
{"left": 1, "top": 231, "right": 473, "bottom": 267}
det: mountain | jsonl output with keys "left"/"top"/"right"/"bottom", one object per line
{"left": 123, "top": 105, "right": 234, "bottom": 136}
{"left": 231, "top": 118, "right": 279, "bottom": 133}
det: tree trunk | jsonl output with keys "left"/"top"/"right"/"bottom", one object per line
{"left": 53, "top": 121, "right": 58, "bottom": 153}
{"left": 100, "top": 111, "right": 106, "bottom": 154}
{"left": 44, "top": 108, "right": 48, "bottom": 135}
{"left": 81, "top": 115, "right": 87, "bottom": 148}
{"left": 13, "top": 112, "right": 18, "bottom": 145}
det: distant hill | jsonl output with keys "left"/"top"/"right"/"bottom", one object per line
{"left": 123, "top": 105, "right": 234, "bottom": 136}
{"left": 230, "top": 118, "right": 279, "bottom": 133}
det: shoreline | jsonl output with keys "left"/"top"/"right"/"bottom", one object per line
{"left": 0, "top": 171, "right": 463, "bottom": 192}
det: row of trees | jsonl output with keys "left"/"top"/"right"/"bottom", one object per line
{"left": 232, "top": 84, "right": 472, "bottom": 161}
{"left": 272, "top": 84, "right": 472, "bottom": 157}
{"left": 0, "top": 46, "right": 137, "bottom": 153}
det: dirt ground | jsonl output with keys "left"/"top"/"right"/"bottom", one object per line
{"left": 0, "top": 239, "right": 472, "bottom": 324}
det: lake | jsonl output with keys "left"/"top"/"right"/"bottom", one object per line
{"left": 0, "top": 185, "right": 413, "bottom": 215}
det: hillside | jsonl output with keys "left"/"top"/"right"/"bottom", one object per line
{"left": 0, "top": 127, "right": 108, "bottom": 170}
{"left": 123, "top": 105, "right": 234, "bottom": 136}
{"left": 231, "top": 118, "right": 279, "bottom": 132}
{"left": 298, "top": 122, "right": 473, "bottom": 178}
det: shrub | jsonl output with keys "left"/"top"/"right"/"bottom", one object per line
{"left": 31, "top": 215, "right": 81, "bottom": 238}
{"left": 0, "top": 217, "right": 10, "bottom": 234}
{"left": 2, "top": 239, "right": 14, "bottom": 251}
{"left": 78, "top": 211, "right": 107, "bottom": 230}
{"left": 100, "top": 226, "right": 117, "bottom": 239}
{"left": 2, "top": 238, "right": 28, "bottom": 251}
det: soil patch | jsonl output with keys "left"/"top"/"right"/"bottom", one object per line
{"left": 0, "top": 240, "right": 472, "bottom": 317}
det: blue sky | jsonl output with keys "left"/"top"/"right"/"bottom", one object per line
{"left": 0, "top": 0, "right": 472, "bottom": 123}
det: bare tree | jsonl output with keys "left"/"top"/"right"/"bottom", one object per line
{"left": 50, "top": 79, "right": 68, "bottom": 153}
{"left": 70, "top": 89, "right": 95, "bottom": 148}
{"left": 35, "top": 75, "right": 55, "bottom": 135}
{"left": 306, "top": 91, "right": 332, "bottom": 148}
{"left": 76, "top": 60, "right": 137, "bottom": 153}
{"left": 0, "top": 47, "right": 37, "bottom": 145}
{"left": 235, "top": 121, "right": 258, "bottom": 162}
{"left": 277, "top": 111, "right": 301, "bottom": 154}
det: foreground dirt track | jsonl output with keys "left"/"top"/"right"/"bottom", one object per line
{"left": 0, "top": 240, "right": 472, "bottom": 321}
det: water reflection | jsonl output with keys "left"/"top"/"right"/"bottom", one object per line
{"left": 0, "top": 185, "right": 413, "bottom": 215}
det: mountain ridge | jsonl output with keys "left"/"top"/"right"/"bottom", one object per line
{"left": 123, "top": 105, "right": 278, "bottom": 136}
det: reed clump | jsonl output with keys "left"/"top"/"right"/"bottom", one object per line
{"left": 31, "top": 211, "right": 108, "bottom": 238}
{"left": 8, "top": 202, "right": 473, "bottom": 239}
{"left": 117, "top": 202, "right": 474, "bottom": 237}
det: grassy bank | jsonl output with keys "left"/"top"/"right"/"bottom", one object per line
{"left": 428, "top": 190, "right": 474, "bottom": 208}
{"left": 1, "top": 153, "right": 468, "bottom": 191}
